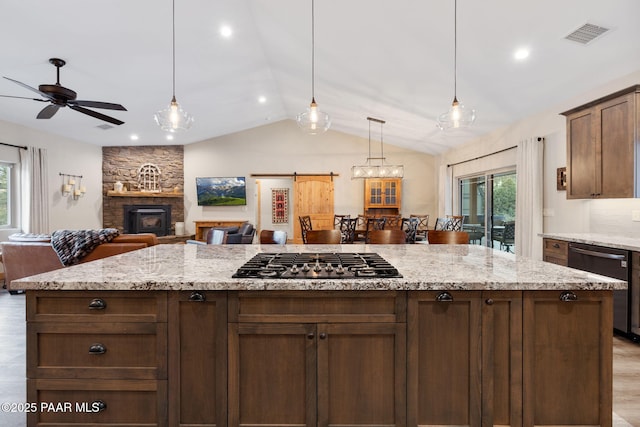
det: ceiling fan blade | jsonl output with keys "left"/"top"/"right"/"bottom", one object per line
{"left": 37, "top": 104, "right": 60, "bottom": 119}
{"left": 69, "top": 105, "right": 124, "bottom": 125}
{"left": 3, "top": 76, "right": 54, "bottom": 100}
{"left": 70, "top": 100, "right": 127, "bottom": 111}
{"left": 0, "top": 94, "right": 48, "bottom": 102}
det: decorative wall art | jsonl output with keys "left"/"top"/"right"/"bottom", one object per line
{"left": 271, "top": 188, "right": 289, "bottom": 224}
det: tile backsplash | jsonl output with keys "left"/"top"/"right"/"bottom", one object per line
{"left": 590, "top": 199, "right": 640, "bottom": 238}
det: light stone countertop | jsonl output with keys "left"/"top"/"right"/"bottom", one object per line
{"left": 540, "top": 232, "right": 640, "bottom": 252}
{"left": 10, "top": 244, "right": 626, "bottom": 291}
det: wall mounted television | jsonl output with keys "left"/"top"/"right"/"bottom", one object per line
{"left": 196, "top": 177, "right": 247, "bottom": 206}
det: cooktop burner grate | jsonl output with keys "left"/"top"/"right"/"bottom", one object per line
{"left": 232, "top": 252, "right": 402, "bottom": 279}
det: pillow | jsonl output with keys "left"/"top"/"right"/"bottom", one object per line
{"left": 8, "top": 233, "right": 52, "bottom": 242}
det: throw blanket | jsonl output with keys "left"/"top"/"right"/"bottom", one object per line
{"left": 51, "top": 228, "right": 120, "bottom": 266}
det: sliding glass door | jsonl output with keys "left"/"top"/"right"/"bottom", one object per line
{"left": 459, "top": 170, "right": 516, "bottom": 251}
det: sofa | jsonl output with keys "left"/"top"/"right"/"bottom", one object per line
{"left": 1, "top": 233, "right": 158, "bottom": 294}
{"left": 225, "top": 222, "right": 256, "bottom": 244}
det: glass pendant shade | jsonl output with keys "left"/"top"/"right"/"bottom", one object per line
{"left": 437, "top": 97, "right": 476, "bottom": 130}
{"left": 296, "top": 98, "right": 331, "bottom": 134}
{"left": 154, "top": 96, "right": 194, "bottom": 132}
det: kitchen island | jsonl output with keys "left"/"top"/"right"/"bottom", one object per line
{"left": 13, "top": 244, "right": 625, "bottom": 427}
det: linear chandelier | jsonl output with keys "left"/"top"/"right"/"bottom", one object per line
{"left": 351, "top": 117, "right": 404, "bottom": 179}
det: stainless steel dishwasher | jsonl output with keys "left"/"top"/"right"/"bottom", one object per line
{"left": 568, "top": 242, "right": 630, "bottom": 334}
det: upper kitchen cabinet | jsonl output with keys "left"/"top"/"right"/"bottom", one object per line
{"left": 364, "top": 178, "right": 402, "bottom": 216}
{"left": 562, "top": 85, "right": 640, "bottom": 199}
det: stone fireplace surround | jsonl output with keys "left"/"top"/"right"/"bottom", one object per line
{"left": 102, "top": 146, "right": 184, "bottom": 235}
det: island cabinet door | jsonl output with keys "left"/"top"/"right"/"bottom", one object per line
{"left": 522, "top": 290, "right": 613, "bottom": 427}
{"left": 168, "top": 291, "right": 228, "bottom": 427}
{"left": 316, "top": 322, "right": 406, "bottom": 427}
{"left": 407, "top": 291, "right": 482, "bottom": 427}
{"left": 228, "top": 323, "right": 318, "bottom": 427}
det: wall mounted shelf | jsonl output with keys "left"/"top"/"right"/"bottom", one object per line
{"left": 107, "top": 190, "right": 184, "bottom": 198}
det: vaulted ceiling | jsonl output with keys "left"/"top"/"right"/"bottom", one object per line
{"left": 0, "top": 0, "right": 638, "bottom": 154}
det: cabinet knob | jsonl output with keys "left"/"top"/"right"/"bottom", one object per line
{"left": 560, "top": 291, "right": 578, "bottom": 302}
{"left": 553, "top": 243, "right": 560, "bottom": 249}
{"left": 88, "top": 298, "right": 106, "bottom": 310}
{"left": 307, "top": 333, "right": 315, "bottom": 340}
{"left": 436, "top": 292, "right": 453, "bottom": 302}
{"left": 485, "top": 298, "right": 494, "bottom": 305}
{"left": 92, "top": 400, "right": 107, "bottom": 412}
{"left": 319, "top": 333, "right": 327, "bottom": 340}
{"left": 188, "top": 291, "right": 206, "bottom": 302}
{"left": 88, "top": 343, "right": 106, "bottom": 355}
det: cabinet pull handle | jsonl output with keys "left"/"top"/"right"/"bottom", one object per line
{"left": 92, "top": 400, "right": 107, "bottom": 412}
{"left": 88, "top": 298, "right": 106, "bottom": 310}
{"left": 307, "top": 333, "right": 315, "bottom": 340}
{"left": 319, "top": 333, "right": 327, "bottom": 339}
{"left": 88, "top": 343, "right": 106, "bottom": 355}
{"left": 188, "top": 291, "right": 206, "bottom": 302}
{"left": 552, "top": 243, "right": 560, "bottom": 249}
{"left": 485, "top": 298, "right": 494, "bottom": 305}
{"left": 436, "top": 292, "right": 453, "bottom": 302}
{"left": 560, "top": 291, "right": 578, "bottom": 302}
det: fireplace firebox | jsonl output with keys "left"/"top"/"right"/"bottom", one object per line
{"left": 124, "top": 204, "right": 171, "bottom": 236}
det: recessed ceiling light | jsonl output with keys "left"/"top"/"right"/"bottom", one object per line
{"left": 130, "top": 134, "right": 139, "bottom": 141}
{"left": 514, "top": 48, "right": 530, "bottom": 61}
{"left": 166, "top": 134, "right": 174, "bottom": 141}
{"left": 220, "top": 25, "right": 233, "bottom": 38}
{"left": 258, "top": 96, "right": 267, "bottom": 104}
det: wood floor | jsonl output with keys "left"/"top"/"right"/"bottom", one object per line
{"left": 0, "top": 289, "right": 638, "bottom": 427}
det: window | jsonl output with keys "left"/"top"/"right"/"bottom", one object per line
{"left": 459, "top": 169, "right": 516, "bottom": 252}
{"left": 0, "top": 162, "right": 12, "bottom": 227}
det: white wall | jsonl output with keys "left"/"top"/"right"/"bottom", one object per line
{"left": 184, "top": 120, "right": 438, "bottom": 235}
{"left": 0, "top": 119, "right": 103, "bottom": 238}
{"left": 439, "top": 69, "right": 640, "bottom": 237}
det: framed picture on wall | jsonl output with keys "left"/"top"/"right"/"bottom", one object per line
{"left": 272, "top": 188, "right": 288, "bottom": 223}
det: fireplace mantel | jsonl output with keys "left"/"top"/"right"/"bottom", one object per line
{"left": 107, "top": 190, "right": 184, "bottom": 198}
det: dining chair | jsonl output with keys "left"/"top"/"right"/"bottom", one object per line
{"left": 445, "top": 215, "right": 464, "bottom": 231}
{"left": 339, "top": 217, "right": 358, "bottom": 243}
{"left": 382, "top": 215, "right": 402, "bottom": 230}
{"left": 259, "top": 230, "right": 287, "bottom": 244}
{"left": 305, "top": 229, "right": 342, "bottom": 244}
{"left": 333, "top": 214, "right": 350, "bottom": 229}
{"left": 434, "top": 217, "right": 448, "bottom": 231}
{"left": 298, "top": 215, "right": 313, "bottom": 243}
{"left": 367, "top": 229, "right": 407, "bottom": 244}
{"left": 410, "top": 214, "right": 429, "bottom": 240}
{"left": 401, "top": 217, "right": 420, "bottom": 244}
{"left": 364, "top": 217, "right": 386, "bottom": 243}
{"left": 206, "top": 228, "right": 228, "bottom": 244}
{"left": 499, "top": 221, "right": 515, "bottom": 252}
{"left": 427, "top": 230, "right": 470, "bottom": 244}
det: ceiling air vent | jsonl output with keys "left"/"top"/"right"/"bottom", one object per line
{"left": 565, "top": 23, "right": 610, "bottom": 45}
{"left": 97, "top": 124, "right": 114, "bottom": 130}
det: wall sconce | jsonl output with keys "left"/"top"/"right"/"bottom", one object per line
{"left": 60, "top": 173, "right": 86, "bottom": 200}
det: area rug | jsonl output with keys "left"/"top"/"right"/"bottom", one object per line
{"left": 271, "top": 188, "right": 288, "bottom": 224}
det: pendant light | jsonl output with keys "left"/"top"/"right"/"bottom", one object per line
{"left": 296, "top": 0, "right": 331, "bottom": 135}
{"left": 351, "top": 117, "right": 404, "bottom": 179}
{"left": 154, "top": 0, "right": 194, "bottom": 132}
{"left": 436, "top": 0, "right": 476, "bottom": 130}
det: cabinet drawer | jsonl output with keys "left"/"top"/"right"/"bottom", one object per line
{"left": 27, "top": 379, "right": 166, "bottom": 426}
{"left": 631, "top": 251, "right": 640, "bottom": 269}
{"left": 27, "top": 291, "right": 167, "bottom": 322}
{"left": 230, "top": 291, "right": 406, "bottom": 323}
{"left": 27, "top": 323, "right": 167, "bottom": 379}
{"left": 543, "top": 239, "right": 568, "bottom": 265}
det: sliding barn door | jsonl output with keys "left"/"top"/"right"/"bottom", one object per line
{"left": 293, "top": 176, "right": 335, "bottom": 243}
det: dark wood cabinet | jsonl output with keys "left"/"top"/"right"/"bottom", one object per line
{"left": 228, "top": 291, "right": 406, "bottom": 427}
{"left": 523, "top": 290, "right": 612, "bottom": 427}
{"left": 408, "top": 291, "right": 522, "bottom": 427}
{"left": 168, "top": 291, "right": 227, "bottom": 427}
{"left": 562, "top": 85, "right": 640, "bottom": 199}
{"left": 542, "top": 238, "right": 569, "bottom": 266}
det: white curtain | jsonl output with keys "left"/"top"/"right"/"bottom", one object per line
{"left": 19, "top": 146, "right": 49, "bottom": 234}
{"left": 515, "top": 137, "right": 543, "bottom": 259}
{"left": 439, "top": 164, "right": 454, "bottom": 216}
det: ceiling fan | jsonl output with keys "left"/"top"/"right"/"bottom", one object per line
{"left": 0, "top": 58, "right": 126, "bottom": 125}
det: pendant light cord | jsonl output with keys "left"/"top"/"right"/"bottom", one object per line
{"left": 172, "top": 0, "right": 176, "bottom": 99}
{"left": 311, "top": 0, "right": 315, "bottom": 101}
{"left": 453, "top": 0, "right": 457, "bottom": 100}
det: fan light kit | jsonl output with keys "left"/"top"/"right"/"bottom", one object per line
{"left": 1, "top": 58, "right": 127, "bottom": 125}
{"left": 155, "top": 0, "right": 194, "bottom": 132}
{"left": 351, "top": 117, "right": 404, "bottom": 179}
{"left": 436, "top": 0, "right": 476, "bottom": 130}
{"left": 296, "top": 0, "right": 331, "bottom": 135}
